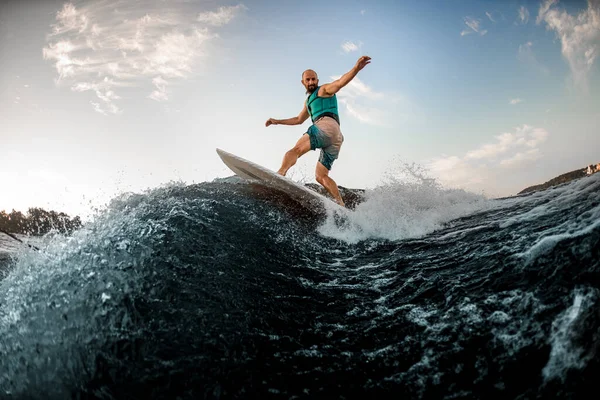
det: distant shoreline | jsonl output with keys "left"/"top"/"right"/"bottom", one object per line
{"left": 1, "top": 163, "right": 598, "bottom": 231}
{"left": 0, "top": 208, "right": 82, "bottom": 237}
{"left": 518, "top": 162, "right": 599, "bottom": 195}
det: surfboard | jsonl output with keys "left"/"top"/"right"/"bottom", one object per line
{"left": 216, "top": 148, "right": 344, "bottom": 211}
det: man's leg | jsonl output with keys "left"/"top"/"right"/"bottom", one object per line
{"left": 315, "top": 162, "right": 345, "bottom": 207}
{"left": 278, "top": 134, "right": 311, "bottom": 176}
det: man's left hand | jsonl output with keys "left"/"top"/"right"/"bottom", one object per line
{"left": 355, "top": 56, "right": 371, "bottom": 71}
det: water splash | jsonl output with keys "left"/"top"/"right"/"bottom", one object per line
{"left": 318, "top": 162, "right": 489, "bottom": 243}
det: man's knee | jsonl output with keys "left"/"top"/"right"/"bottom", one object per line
{"left": 291, "top": 145, "right": 303, "bottom": 155}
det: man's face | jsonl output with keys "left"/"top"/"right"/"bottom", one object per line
{"left": 302, "top": 71, "right": 318, "bottom": 93}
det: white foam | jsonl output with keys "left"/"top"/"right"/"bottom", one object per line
{"left": 520, "top": 217, "right": 599, "bottom": 264}
{"left": 318, "top": 176, "right": 488, "bottom": 243}
{"left": 542, "top": 287, "right": 599, "bottom": 382}
{"left": 500, "top": 172, "right": 600, "bottom": 228}
{"left": 512, "top": 177, "right": 600, "bottom": 263}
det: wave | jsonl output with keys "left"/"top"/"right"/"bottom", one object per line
{"left": 0, "top": 173, "right": 598, "bottom": 399}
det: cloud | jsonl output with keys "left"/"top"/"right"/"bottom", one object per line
{"left": 91, "top": 101, "right": 109, "bottom": 115}
{"left": 332, "top": 76, "right": 384, "bottom": 125}
{"left": 536, "top": 0, "right": 559, "bottom": 23}
{"left": 510, "top": 98, "right": 523, "bottom": 104}
{"left": 461, "top": 16, "right": 488, "bottom": 36}
{"left": 464, "top": 125, "right": 548, "bottom": 161}
{"left": 465, "top": 17, "right": 481, "bottom": 31}
{"left": 337, "top": 97, "right": 386, "bottom": 125}
{"left": 517, "top": 41, "right": 551, "bottom": 75}
{"left": 341, "top": 41, "right": 360, "bottom": 53}
{"left": 329, "top": 75, "right": 404, "bottom": 126}
{"left": 196, "top": 4, "right": 247, "bottom": 27}
{"left": 499, "top": 148, "right": 541, "bottom": 167}
{"left": 360, "top": 10, "right": 366, "bottom": 15}
{"left": 43, "top": 2, "right": 246, "bottom": 114}
{"left": 486, "top": 11, "right": 496, "bottom": 22}
{"left": 427, "top": 125, "right": 549, "bottom": 190}
{"left": 519, "top": 41, "right": 532, "bottom": 53}
{"left": 51, "top": 3, "right": 89, "bottom": 35}
{"left": 518, "top": 6, "right": 530, "bottom": 24}
{"left": 536, "top": 0, "right": 600, "bottom": 91}
{"left": 149, "top": 76, "right": 169, "bottom": 101}
{"left": 475, "top": 131, "right": 537, "bottom": 158}
{"left": 427, "top": 155, "right": 488, "bottom": 187}
{"left": 331, "top": 75, "right": 385, "bottom": 101}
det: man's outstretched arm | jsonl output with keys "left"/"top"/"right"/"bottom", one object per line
{"left": 321, "top": 56, "right": 371, "bottom": 96}
{"left": 265, "top": 103, "right": 310, "bottom": 127}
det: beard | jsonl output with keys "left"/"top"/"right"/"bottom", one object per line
{"left": 306, "top": 84, "right": 317, "bottom": 94}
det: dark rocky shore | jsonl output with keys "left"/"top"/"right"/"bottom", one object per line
{"left": 518, "top": 168, "right": 588, "bottom": 195}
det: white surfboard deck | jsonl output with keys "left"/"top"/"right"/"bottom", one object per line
{"left": 216, "top": 148, "right": 344, "bottom": 212}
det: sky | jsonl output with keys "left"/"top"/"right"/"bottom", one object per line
{"left": 1, "top": 0, "right": 599, "bottom": 219}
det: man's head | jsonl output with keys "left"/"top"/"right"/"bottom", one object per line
{"left": 301, "top": 69, "right": 318, "bottom": 94}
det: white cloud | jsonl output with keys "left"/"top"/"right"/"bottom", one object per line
{"left": 427, "top": 156, "right": 488, "bottom": 188}
{"left": 149, "top": 76, "right": 169, "bottom": 101}
{"left": 90, "top": 101, "right": 121, "bottom": 115}
{"left": 43, "top": 2, "right": 245, "bottom": 113}
{"left": 329, "top": 75, "right": 399, "bottom": 126}
{"left": 42, "top": 40, "right": 88, "bottom": 80}
{"left": 462, "top": 16, "right": 487, "bottom": 36}
{"left": 331, "top": 75, "right": 384, "bottom": 101}
{"left": 337, "top": 97, "right": 385, "bottom": 125}
{"left": 518, "top": 41, "right": 551, "bottom": 75}
{"left": 427, "top": 125, "right": 549, "bottom": 190}
{"left": 536, "top": 0, "right": 559, "bottom": 23}
{"left": 536, "top": 0, "right": 600, "bottom": 90}
{"left": 70, "top": 78, "right": 122, "bottom": 114}
{"left": 360, "top": 10, "right": 366, "bottom": 15}
{"left": 341, "top": 41, "right": 360, "bottom": 53}
{"left": 486, "top": 11, "right": 496, "bottom": 22}
{"left": 464, "top": 125, "right": 548, "bottom": 161}
{"left": 519, "top": 41, "right": 532, "bottom": 53}
{"left": 510, "top": 98, "right": 523, "bottom": 104}
{"left": 196, "top": 4, "right": 247, "bottom": 27}
{"left": 518, "top": 6, "right": 530, "bottom": 24}
{"left": 500, "top": 148, "right": 541, "bottom": 167}
{"left": 52, "top": 3, "right": 89, "bottom": 35}
{"left": 465, "top": 16, "right": 481, "bottom": 32}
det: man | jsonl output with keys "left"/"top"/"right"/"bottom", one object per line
{"left": 265, "top": 55, "right": 372, "bottom": 207}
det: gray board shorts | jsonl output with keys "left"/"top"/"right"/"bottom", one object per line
{"left": 304, "top": 116, "right": 344, "bottom": 170}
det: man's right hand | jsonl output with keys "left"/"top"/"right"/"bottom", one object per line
{"left": 265, "top": 118, "right": 277, "bottom": 127}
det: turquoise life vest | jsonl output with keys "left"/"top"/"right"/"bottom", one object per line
{"left": 306, "top": 87, "right": 340, "bottom": 125}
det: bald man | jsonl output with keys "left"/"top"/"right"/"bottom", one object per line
{"left": 266, "top": 56, "right": 372, "bottom": 207}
